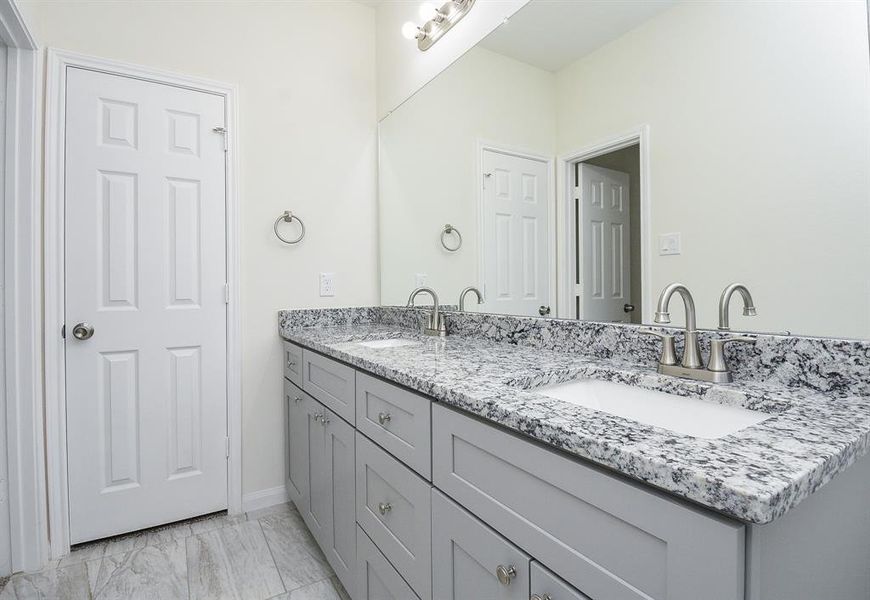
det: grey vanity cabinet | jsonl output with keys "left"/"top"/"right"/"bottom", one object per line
{"left": 530, "top": 562, "right": 591, "bottom": 600}
{"left": 432, "top": 489, "right": 531, "bottom": 600}
{"left": 299, "top": 394, "right": 330, "bottom": 547}
{"left": 355, "top": 372, "right": 431, "bottom": 479}
{"left": 284, "top": 379, "right": 309, "bottom": 514}
{"left": 285, "top": 378, "right": 356, "bottom": 595}
{"left": 283, "top": 341, "right": 304, "bottom": 388}
{"left": 319, "top": 404, "right": 356, "bottom": 595}
{"left": 432, "top": 404, "right": 746, "bottom": 600}
{"left": 356, "top": 433, "right": 432, "bottom": 600}
{"left": 356, "top": 525, "right": 420, "bottom": 600}
{"left": 302, "top": 349, "right": 356, "bottom": 424}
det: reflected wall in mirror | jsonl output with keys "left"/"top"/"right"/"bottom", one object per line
{"left": 379, "top": 0, "right": 870, "bottom": 339}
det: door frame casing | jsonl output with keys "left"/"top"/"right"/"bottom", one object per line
{"left": 44, "top": 48, "right": 242, "bottom": 559}
{"left": 0, "top": 0, "right": 43, "bottom": 574}
{"left": 475, "top": 140, "right": 556, "bottom": 315}
{"left": 557, "top": 126, "right": 652, "bottom": 322}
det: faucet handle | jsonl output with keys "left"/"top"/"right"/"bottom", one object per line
{"left": 638, "top": 328, "right": 678, "bottom": 366}
{"left": 708, "top": 335, "right": 756, "bottom": 373}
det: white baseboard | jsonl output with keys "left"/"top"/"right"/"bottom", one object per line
{"left": 241, "top": 485, "right": 289, "bottom": 514}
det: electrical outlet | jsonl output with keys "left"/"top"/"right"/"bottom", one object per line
{"left": 415, "top": 273, "right": 428, "bottom": 287}
{"left": 319, "top": 272, "right": 336, "bottom": 297}
{"left": 659, "top": 233, "right": 682, "bottom": 256}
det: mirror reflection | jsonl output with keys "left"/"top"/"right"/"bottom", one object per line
{"left": 378, "top": 0, "right": 870, "bottom": 339}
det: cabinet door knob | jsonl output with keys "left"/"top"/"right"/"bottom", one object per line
{"left": 313, "top": 413, "right": 322, "bottom": 422}
{"left": 530, "top": 595, "right": 552, "bottom": 600}
{"left": 287, "top": 359, "right": 296, "bottom": 367}
{"left": 496, "top": 564, "right": 516, "bottom": 585}
{"left": 378, "top": 502, "right": 392, "bottom": 515}
{"left": 294, "top": 396, "right": 303, "bottom": 403}
{"left": 378, "top": 412, "right": 392, "bottom": 425}
{"left": 322, "top": 415, "right": 330, "bottom": 425}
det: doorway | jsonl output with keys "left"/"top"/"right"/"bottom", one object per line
{"left": 45, "top": 50, "right": 242, "bottom": 555}
{"left": 479, "top": 147, "right": 555, "bottom": 317}
{"left": 560, "top": 131, "right": 649, "bottom": 323}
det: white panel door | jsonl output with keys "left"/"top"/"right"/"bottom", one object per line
{"left": 481, "top": 150, "right": 550, "bottom": 317}
{"left": 578, "top": 164, "right": 631, "bottom": 322}
{"left": 65, "top": 67, "right": 228, "bottom": 544}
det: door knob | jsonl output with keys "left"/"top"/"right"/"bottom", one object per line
{"left": 378, "top": 412, "right": 392, "bottom": 426}
{"left": 496, "top": 564, "right": 516, "bottom": 585}
{"left": 378, "top": 502, "right": 392, "bottom": 515}
{"left": 538, "top": 305, "right": 551, "bottom": 316}
{"left": 624, "top": 303, "right": 636, "bottom": 313}
{"left": 72, "top": 322, "right": 95, "bottom": 340}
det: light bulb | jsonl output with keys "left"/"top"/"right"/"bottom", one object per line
{"left": 401, "top": 21, "right": 419, "bottom": 40}
{"left": 418, "top": 2, "right": 437, "bottom": 21}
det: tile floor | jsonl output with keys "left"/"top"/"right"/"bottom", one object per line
{"left": 0, "top": 503, "right": 349, "bottom": 600}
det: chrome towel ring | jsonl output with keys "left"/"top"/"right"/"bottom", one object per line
{"left": 274, "top": 211, "right": 305, "bottom": 245}
{"left": 441, "top": 224, "right": 462, "bottom": 252}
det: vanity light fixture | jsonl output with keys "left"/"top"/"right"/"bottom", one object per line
{"left": 401, "top": 0, "right": 477, "bottom": 51}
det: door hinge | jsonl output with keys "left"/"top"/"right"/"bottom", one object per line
{"left": 225, "top": 437, "right": 230, "bottom": 459}
{"left": 213, "top": 126, "right": 228, "bottom": 152}
{"left": 224, "top": 283, "right": 230, "bottom": 304}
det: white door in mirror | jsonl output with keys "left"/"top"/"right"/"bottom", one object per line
{"left": 578, "top": 164, "right": 631, "bottom": 322}
{"left": 64, "top": 68, "right": 229, "bottom": 544}
{"left": 481, "top": 150, "right": 551, "bottom": 317}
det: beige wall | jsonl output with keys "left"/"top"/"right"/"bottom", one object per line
{"left": 379, "top": 46, "right": 556, "bottom": 306}
{"left": 374, "top": 0, "right": 530, "bottom": 119}
{"left": 556, "top": 0, "right": 870, "bottom": 337}
{"left": 20, "top": 0, "right": 378, "bottom": 496}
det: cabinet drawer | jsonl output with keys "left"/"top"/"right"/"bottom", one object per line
{"left": 283, "top": 341, "right": 304, "bottom": 387}
{"left": 432, "top": 405, "right": 745, "bottom": 600}
{"left": 432, "top": 489, "right": 530, "bottom": 600}
{"left": 356, "top": 372, "right": 431, "bottom": 479}
{"left": 356, "top": 526, "right": 420, "bottom": 600}
{"left": 356, "top": 433, "right": 432, "bottom": 600}
{"left": 303, "top": 350, "right": 355, "bottom": 424}
{"left": 531, "top": 561, "right": 591, "bottom": 600}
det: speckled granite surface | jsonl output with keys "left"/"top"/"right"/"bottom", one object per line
{"left": 278, "top": 307, "right": 870, "bottom": 524}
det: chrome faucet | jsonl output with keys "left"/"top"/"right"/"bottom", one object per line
{"left": 458, "top": 286, "right": 484, "bottom": 311}
{"left": 718, "top": 283, "right": 757, "bottom": 330}
{"left": 643, "top": 282, "right": 757, "bottom": 383}
{"left": 406, "top": 286, "right": 447, "bottom": 337}
{"left": 653, "top": 283, "right": 703, "bottom": 369}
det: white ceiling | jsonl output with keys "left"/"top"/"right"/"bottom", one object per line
{"left": 479, "top": 0, "right": 676, "bottom": 72}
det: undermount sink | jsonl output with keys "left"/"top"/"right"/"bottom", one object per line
{"left": 357, "top": 338, "right": 420, "bottom": 349}
{"left": 536, "top": 379, "right": 771, "bottom": 439}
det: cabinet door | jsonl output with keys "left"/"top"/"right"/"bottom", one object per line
{"left": 432, "top": 489, "right": 530, "bottom": 600}
{"left": 285, "top": 379, "right": 309, "bottom": 514}
{"left": 321, "top": 405, "right": 356, "bottom": 595}
{"left": 301, "top": 396, "right": 330, "bottom": 544}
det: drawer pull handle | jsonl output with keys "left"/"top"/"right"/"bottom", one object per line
{"left": 496, "top": 565, "right": 516, "bottom": 586}
{"left": 378, "top": 412, "right": 392, "bottom": 426}
{"left": 530, "top": 595, "right": 552, "bottom": 600}
{"left": 378, "top": 502, "right": 392, "bottom": 515}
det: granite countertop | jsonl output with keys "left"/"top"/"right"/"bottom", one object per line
{"left": 280, "top": 319, "right": 870, "bottom": 525}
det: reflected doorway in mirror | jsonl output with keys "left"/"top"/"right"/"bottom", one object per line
{"left": 478, "top": 147, "right": 555, "bottom": 317}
